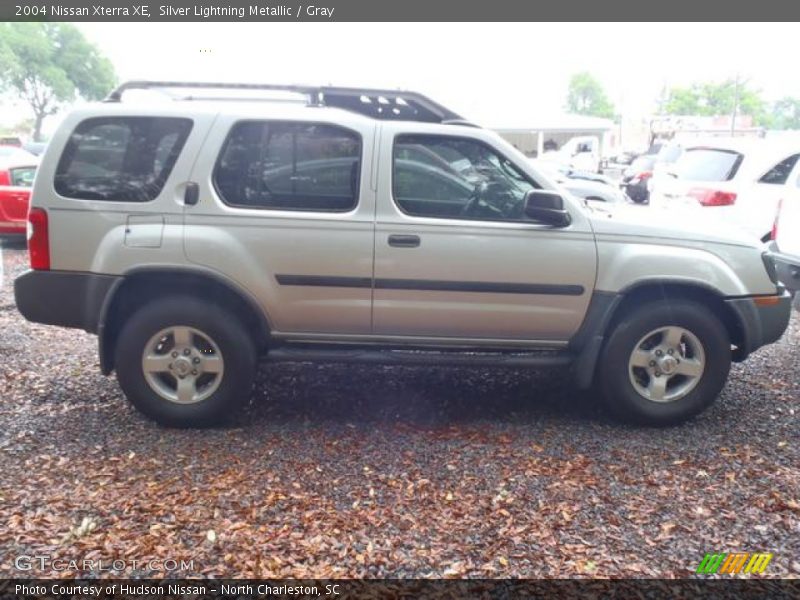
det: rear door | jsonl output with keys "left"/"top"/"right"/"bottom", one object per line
{"left": 183, "top": 115, "right": 377, "bottom": 336}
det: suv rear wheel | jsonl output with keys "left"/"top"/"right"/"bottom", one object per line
{"left": 599, "top": 299, "right": 731, "bottom": 426}
{"left": 115, "top": 296, "right": 257, "bottom": 427}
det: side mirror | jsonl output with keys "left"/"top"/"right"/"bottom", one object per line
{"left": 524, "top": 190, "right": 572, "bottom": 227}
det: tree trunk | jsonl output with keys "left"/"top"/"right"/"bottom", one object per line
{"left": 33, "top": 111, "right": 45, "bottom": 142}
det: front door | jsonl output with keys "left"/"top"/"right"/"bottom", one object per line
{"left": 373, "top": 129, "right": 597, "bottom": 345}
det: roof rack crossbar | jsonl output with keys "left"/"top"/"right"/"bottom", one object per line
{"left": 104, "top": 80, "right": 466, "bottom": 124}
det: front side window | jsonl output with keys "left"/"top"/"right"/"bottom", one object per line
{"left": 55, "top": 117, "right": 192, "bottom": 202}
{"left": 759, "top": 154, "right": 800, "bottom": 185}
{"left": 393, "top": 135, "right": 537, "bottom": 221}
{"left": 214, "top": 121, "right": 361, "bottom": 212}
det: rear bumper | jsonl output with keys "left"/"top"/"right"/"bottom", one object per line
{"left": 0, "top": 220, "right": 25, "bottom": 234}
{"left": 726, "top": 291, "right": 792, "bottom": 360}
{"left": 14, "top": 270, "right": 122, "bottom": 333}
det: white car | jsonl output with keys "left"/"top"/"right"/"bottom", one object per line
{"left": 542, "top": 135, "right": 601, "bottom": 173}
{"left": 649, "top": 138, "right": 800, "bottom": 241}
{"left": 772, "top": 194, "right": 800, "bottom": 301}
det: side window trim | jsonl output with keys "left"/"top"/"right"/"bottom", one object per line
{"left": 212, "top": 119, "right": 363, "bottom": 213}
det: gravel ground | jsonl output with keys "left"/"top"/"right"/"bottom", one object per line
{"left": 0, "top": 242, "right": 798, "bottom": 579}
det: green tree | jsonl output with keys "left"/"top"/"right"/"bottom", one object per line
{"left": 662, "top": 79, "right": 766, "bottom": 125}
{"left": 565, "top": 72, "right": 615, "bottom": 119}
{"left": 0, "top": 23, "right": 116, "bottom": 141}
{"left": 770, "top": 97, "right": 800, "bottom": 130}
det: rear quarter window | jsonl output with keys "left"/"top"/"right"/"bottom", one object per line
{"left": 759, "top": 154, "right": 800, "bottom": 185}
{"left": 54, "top": 117, "right": 192, "bottom": 202}
{"left": 675, "top": 148, "right": 743, "bottom": 182}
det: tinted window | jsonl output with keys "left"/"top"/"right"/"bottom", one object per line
{"left": 674, "top": 148, "right": 743, "bottom": 182}
{"left": 10, "top": 166, "right": 36, "bottom": 187}
{"left": 393, "top": 135, "right": 536, "bottom": 221}
{"left": 214, "top": 121, "right": 361, "bottom": 211}
{"left": 55, "top": 117, "right": 192, "bottom": 202}
{"left": 759, "top": 154, "right": 800, "bottom": 185}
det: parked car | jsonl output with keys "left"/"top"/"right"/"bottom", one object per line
{"left": 648, "top": 139, "right": 684, "bottom": 185}
{"left": 608, "top": 150, "right": 640, "bottom": 166}
{"left": 621, "top": 155, "right": 657, "bottom": 203}
{"left": 543, "top": 135, "right": 601, "bottom": 173}
{"left": 0, "top": 136, "right": 22, "bottom": 148}
{"left": 22, "top": 141, "right": 47, "bottom": 156}
{"left": 534, "top": 160, "right": 628, "bottom": 204}
{"left": 771, "top": 195, "right": 800, "bottom": 300}
{"left": 649, "top": 138, "right": 800, "bottom": 241}
{"left": 14, "top": 81, "right": 791, "bottom": 427}
{"left": 0, "top": 152, "right": 38, "bottom": 235}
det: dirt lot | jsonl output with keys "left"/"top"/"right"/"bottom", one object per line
{"left": 0, "top": 243, "right": 798, "bottom": 578}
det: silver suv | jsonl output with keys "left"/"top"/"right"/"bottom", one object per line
{"left": 14, "top": 81, "right": 792, "bottom": 427}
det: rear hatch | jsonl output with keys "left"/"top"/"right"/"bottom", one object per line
{"left": 649, "top": 146, "right": 743, "bottom": 209}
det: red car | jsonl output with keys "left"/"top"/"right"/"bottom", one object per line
{"left": 0, "top": 148, "right": 38, "bottom": 235}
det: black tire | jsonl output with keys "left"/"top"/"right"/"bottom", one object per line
{"left": 115, "top": 295, "right": 257, "bottom": 427}
{"left": 599, "top": 299, "right": 731, "bottom": 426}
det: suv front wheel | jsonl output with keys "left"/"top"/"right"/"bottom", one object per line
{"left": 599, "top": 299, "right": 731, "bottom": 426}
{"left": 115, "top": 296, "right": 257, "bottom": 427}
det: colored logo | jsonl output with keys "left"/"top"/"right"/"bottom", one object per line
{"left": 696, "top": 552, "right": 773, "bottom": 575}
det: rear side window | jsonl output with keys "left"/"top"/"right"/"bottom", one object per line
{"left": 675, "top": 148, "right": 743, "bottom": 182}
{"left": 213, "top": 121, "right": 361, "bottom": 212}
{"left": 10, "top": 166, "right": 36, "bottom": 187}
{"left": 759, "top": 154, "right": 800, "bottom": 185}
{"left": 55, "top": 117, "right": 192, "bottom": 202}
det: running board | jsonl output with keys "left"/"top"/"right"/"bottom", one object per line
{"left": 265, "top": 347, "right": 573, "bottom": 368}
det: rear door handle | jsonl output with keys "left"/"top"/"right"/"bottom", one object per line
{"left": 388, "top": 234, "right": 421, "bottom": 248}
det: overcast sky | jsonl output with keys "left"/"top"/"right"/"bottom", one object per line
{"left": 5, "top": 22, "right": 800, "bottom": 132}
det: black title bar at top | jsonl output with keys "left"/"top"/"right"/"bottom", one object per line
{"left": 2, "top": 0, "right": 800, "bottom": 21}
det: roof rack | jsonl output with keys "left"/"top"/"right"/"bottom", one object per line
{"left": 104, "top": 80, "right": 471, "bottom": 125}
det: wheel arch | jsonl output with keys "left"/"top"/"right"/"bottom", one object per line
{"left": 610, "top": 280, "right": 744, "bottom": 349}
{"left": 99, "top": 266, "right": 271, "bottom": 375}
{"left": 570, "top": 279, "right": 746, "bottom": 389}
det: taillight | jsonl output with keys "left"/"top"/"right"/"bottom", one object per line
{"left": 28, "top": 208, "right": 50, "bottom": 270}
{"left": 687, "top": 187, "right": 737, "bottom": 207}
{"left": 771, "top": 199, "right": 783, "bottom": 241}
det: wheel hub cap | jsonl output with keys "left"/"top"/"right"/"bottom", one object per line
{"left": 142, "top": 326, "right": 224, "bottom": 404}
{"left": 659, "top": 355, "right": 678, "bottom": 375}
{"left": 628, "top": 325, "right": 706, "bottom": 403}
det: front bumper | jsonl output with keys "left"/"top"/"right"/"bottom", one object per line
{"left": 773, "top": 253, "right": 800, "bottom": 294}
{"left": 726, "top": 290, "right": 792, "bottom": 360}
